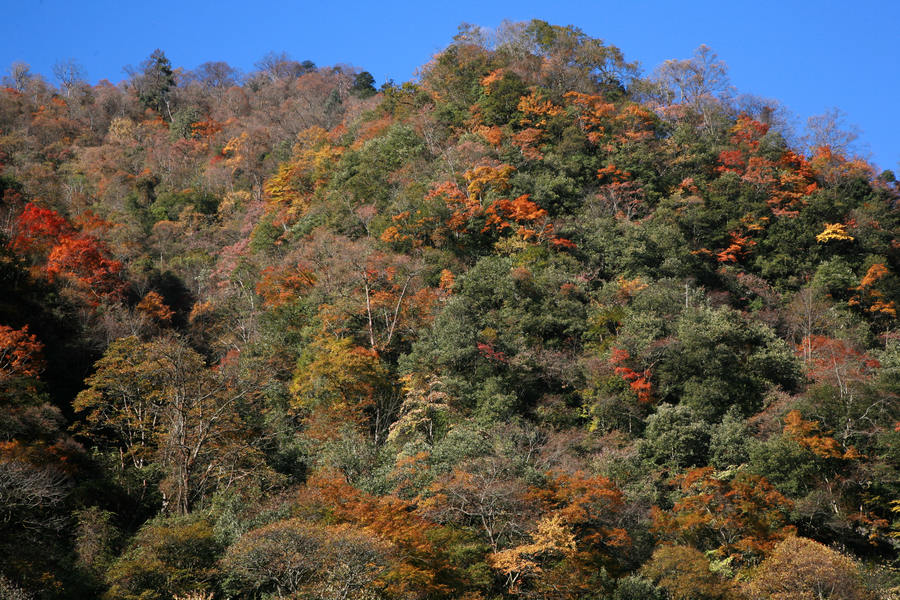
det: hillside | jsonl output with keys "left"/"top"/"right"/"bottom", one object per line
{"left": 0, "top": 21, "right": 898, "bottom": 600}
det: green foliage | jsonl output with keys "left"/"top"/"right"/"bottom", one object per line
{"left": 709, "top": 408, "right": 750, "bottom": 469}
{"left": 104, "top": 515, "right": 221, "bottom": 600}
{"left": 168, "top": 107, "right": 203, "bottom": 140}
{"left": 478, "top": 71, "right": 527, "bottom": 126}
{"left": 639, "top": 403, "right": 710, "bottom": 469}
{"left": 149, "top": 189, "right": 218, "bottom": 222}
{"left": 613, "top": 575, "right": 666, "bottom": 600}
{"left": 134, "top": 49, "right": 175, "bottom": 118}
{"left": 351, "top": 71, "right": 377, "bottom": 98}
{"left": 656, "top": 306, "right": 802, "bottom": 420}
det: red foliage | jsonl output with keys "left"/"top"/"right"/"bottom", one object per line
{"left": 11, "top": 202, "right": 73, "bottom": 255}
{"left": 44, "top": 235, "right": 125, "bottom": 302}
{"left": 477, "top": 342, "right": 508, "bottom": 363}
{"left": 609, "top": 347, "right": 653, "bottom": 403}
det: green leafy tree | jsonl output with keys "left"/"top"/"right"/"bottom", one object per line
{"left": 351, "top": 71, "right": 377, "bottom": 98}
{"left": 104, "top": 515, "right": 221, "bottom": 600}
{"left": 132, "top": 49, "right": 176, "bottom": 119}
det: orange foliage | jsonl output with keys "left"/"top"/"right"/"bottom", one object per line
{"left": 483, "top": 194, "right": 549, "bottom": 237}
{"left": 353, "top": 115, "right": 394, "bottom": 147}
{"left": 511, "top": 128, "right": 544, "bottom": 160}
{"left": 810, "top": 146, "right": 875, "bottom": 185}
{"left": 136, "top": 291, "right": 174, "bottom": 324}
{"left": 420, "top": 180, "right": 573, "bottom": 250}
{"left": 714, "top": 117, "right": 817, "bottom": 219}
{"left": 517, "top": 91, "right": 563, "bottom": 127}
{"left": 768, "top": 151, "right": 818, "bottom": 217}
{"left": 652, "top": 467, "right": 795, "bottom": 562}
{"left": 44, "top": 235, "right": 125, "bottom": 303}
{"left": 530, "top": 471, "right": 629, "bottom": 550}
{"left": 564, "top": 91, "right": 615, "bottom": 144}
{"left": 783, "top": 410, "right": 858, "bottom": 460}
{"left": 730, "top": 114, "right": 769, "bottom": 149}
{"left": 298, "top": 473, "right": 457, "bottom": 598}
{"left": 0, "top": 324, "right": 44, "bottom": 381}
{"left": 255, "top": 264, "right": 316, "bottom": 308}
{"left": 849, "top": 263, "right": 897, "bottom": 317}
{"left": 716, "top": 231, "right": 756, "bottom": 263}
{"left": 474, "top": 125, "right": 503, "bottom": 147}
{"left": 480, "top": 69, "right": 505, "bottom": 93}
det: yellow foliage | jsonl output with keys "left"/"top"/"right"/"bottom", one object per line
{"left": 518, "top": 91, "right": 563, "bottom": 127}
{"left": 290, "top": 334, "right": 388, "bottom": 427}
{"left": 464, "top": 164, "right": 515, "bottom": 199}
{"left": 489, "top": 513, "right": 577, "bottom": 592}
{"left": 815, "top": 222, "right": 854, "bottom": 243}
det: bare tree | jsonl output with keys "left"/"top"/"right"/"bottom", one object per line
{"left": 5, "top": 61, "right": 32, "bottom": 92}
{"left": 803, "top": 107, "right": 862, "bottom": 156}
{"left": 52, "top": 58, "right": 87, "bottom": 97}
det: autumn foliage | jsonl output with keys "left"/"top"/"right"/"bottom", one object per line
{"left": 0, "top": 20, "right": 897, "bottom": 600}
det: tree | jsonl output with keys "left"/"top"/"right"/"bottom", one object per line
{"left": 75, "top": 335, "right": 264, "bottom": 514}
{"left": 655, "top": 306, "right": 802, "bottom": 420}
{"left": 252, "top": 51, "right": 310, "bottom": 83}
{"left": 44, "top": 234, "right": 126, "bottom": 303}
{"left": 11, "top": 202, "right": 73, "bottom": 257}
{"left": 4, "top": 61, "right": 32, "bottom": 92}
{"left": 192, "top": 61, "right": 239, "bottom": 89}
{"left": 639, "top": 403, "right": 710, "bottom": 469}
{"left": 104, "top": 515, "right": 221, "bottom": 600}
{"left": 291, "top": 332, "right": 395, "bottom": 442}
{"left": 641, "top": 545, "right": 734, "bottom": 600}
{"left": 649, "top": 45, "right": 731, "bottom": 136}
{"left": 0, "top": 324, "right": 44, "bottom": 383}
{"left": 744, "top": 536, "right": 868, "bottom": 600}
{"left": 52, "top": 58, "right": 86, "bottom": 98}
{"left": 303, "top": 473, "right": 473, "bottom": 598}
{"left": 352, "top": 71, "right": 377, "bottom": 98}
{"left": 221, "top": 518, "right": 391, "bottom": 600}
{"left": 488, "top": 513, "right": 577, "bottom": 594}
{"left": 132, "top": 49, "right": 176, "bottom": 119}
{"left": 424, "top": 454, "right": 534, "bottom": 553}
{"left": 652, "top": 467, "right": 795, "bottom": 563}
{"left": 803, "top": 108, "right": 861, "bottom": 156}
{"left": 652, "top": 45, "right": 730, "bottom": 106}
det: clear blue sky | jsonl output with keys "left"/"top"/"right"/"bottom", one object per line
{"left": 4, "top": 0, "right": 898, "bottom": 171}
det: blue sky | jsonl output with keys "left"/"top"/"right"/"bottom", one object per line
{"left": 4, "top": 0, "right": 898, "bottom": 171}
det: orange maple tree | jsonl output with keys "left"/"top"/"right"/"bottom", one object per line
{"left": 652, "top": 466, "right": 795, "bottom": 562}
{"left": 0, "top": 324, "right": 44, "bottom": 381}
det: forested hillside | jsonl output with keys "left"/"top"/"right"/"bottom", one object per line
{"left": 1, "top": 20, "right": 898, "bottom": 600}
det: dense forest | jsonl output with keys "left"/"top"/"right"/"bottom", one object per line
{"left": 0, "top": 20, "right": 898, "bottom": 600}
